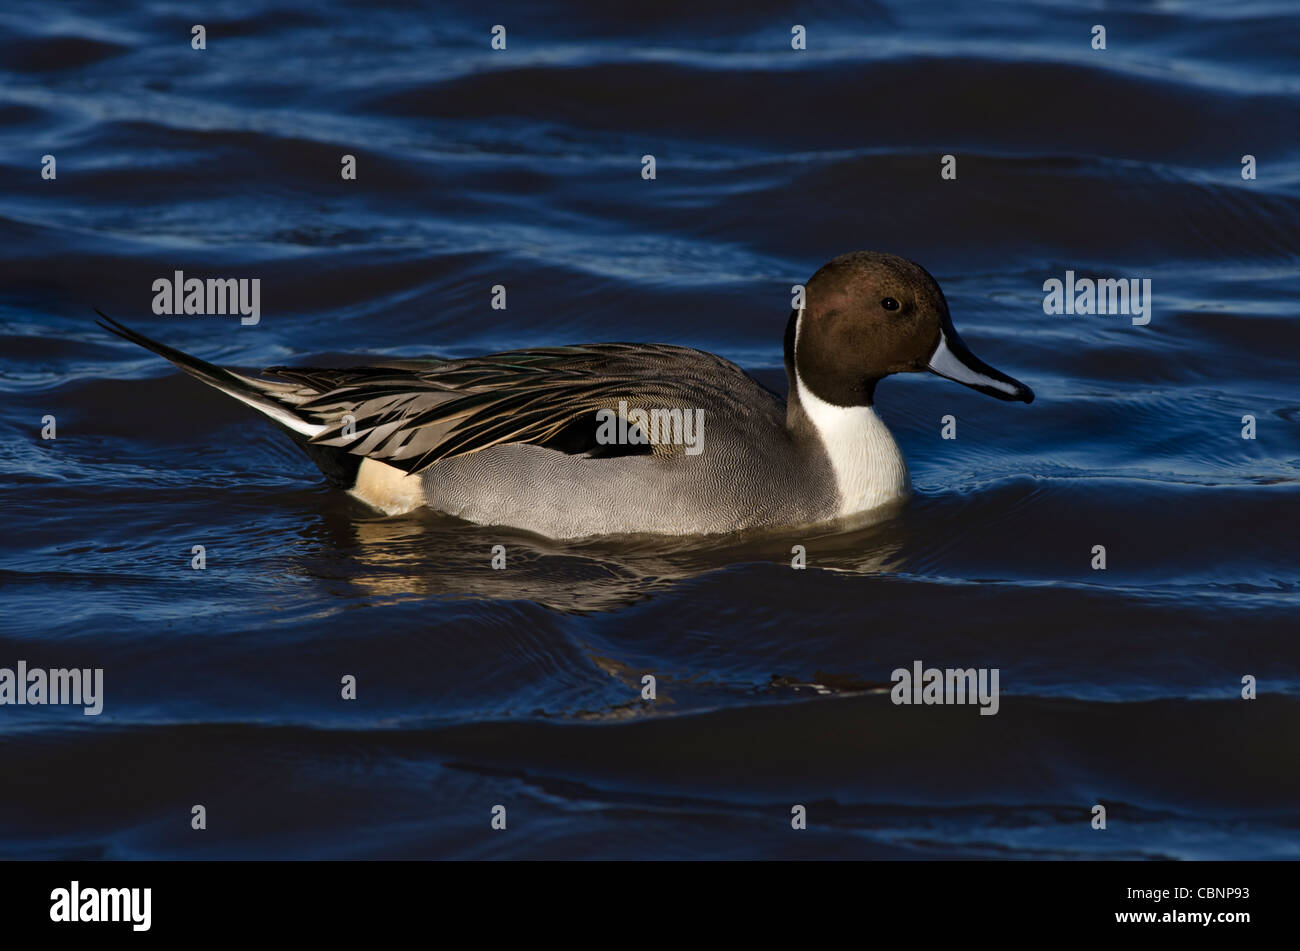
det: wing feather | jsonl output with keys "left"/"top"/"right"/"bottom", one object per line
{"left": 260, "top": 344, "right": 775, "bottom": 473}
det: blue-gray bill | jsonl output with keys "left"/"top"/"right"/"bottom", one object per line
{"left": 926, "top": 320, "right": 1034, "bottom": 403}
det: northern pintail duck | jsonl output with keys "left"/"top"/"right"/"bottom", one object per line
{"left": 99, "top": 251, "right": 1032, "bottom": 538}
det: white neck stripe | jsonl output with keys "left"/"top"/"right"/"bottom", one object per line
{"left": 793, "top": 312, "right": 910, "bottom": 515}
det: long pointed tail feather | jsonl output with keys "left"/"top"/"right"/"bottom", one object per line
{"left": 96, "top": 312, "right": 366, "bottom": 488}
{"left": 95, "top": 311, "right": 324, "bottom": 438}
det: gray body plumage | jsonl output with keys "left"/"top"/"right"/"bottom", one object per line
{"left": 410, "top": 348, "right": 840, "bottom": 536}
{"left": 96, "top": 316, "right": 844, "bottom": 537}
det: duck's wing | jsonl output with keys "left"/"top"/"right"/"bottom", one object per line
{"left": 273, "top": 343, "right": 779, "bottom": 473}
{"left": 96, "top": 314, "right": 783, "bottom": 475}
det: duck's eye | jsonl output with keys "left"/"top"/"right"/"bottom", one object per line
{"left": 881, "top": 297, "right": 900, "bottom": 311}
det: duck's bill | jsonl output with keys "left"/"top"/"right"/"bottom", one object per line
{"left": 927, "top": 322, "right": 1034, "bottom": 403}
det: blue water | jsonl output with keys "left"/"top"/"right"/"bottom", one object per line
{"left": 1, "top": 0, "right": 1298, "bottom": 859}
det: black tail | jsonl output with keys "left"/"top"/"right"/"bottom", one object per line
{"left": 96, "top": 311, "right": 277, "bottom": 407}
{"left": 95, "top": 312, "right": 362, "bottom": 488}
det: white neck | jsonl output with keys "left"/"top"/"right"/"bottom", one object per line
{"left": 795, "top": 375, "right": 910, "bottom": 516}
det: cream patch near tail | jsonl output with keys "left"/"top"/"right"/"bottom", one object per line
{"left": 348, "top": 458, "right": 424, "bottom": 515}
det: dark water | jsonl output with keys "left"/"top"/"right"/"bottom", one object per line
{"left": 2, "top": 1, "right": 1298, "bottom": 859}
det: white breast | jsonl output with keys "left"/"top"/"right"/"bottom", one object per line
{"left": 796, "top": 377, "right": 911, "bottom": 516}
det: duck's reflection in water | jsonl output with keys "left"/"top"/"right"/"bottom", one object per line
{"left": 290, "top": 496, "right": 908, "bottom": 615}
{"left": 283, "top": 496, "right": 907, "bottom": 717}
